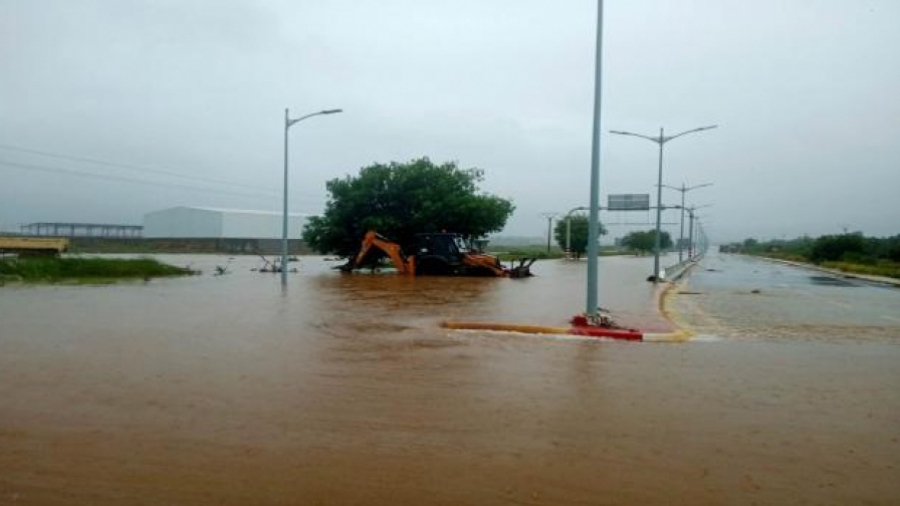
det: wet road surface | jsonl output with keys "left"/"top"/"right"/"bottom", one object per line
{"left": 1, "top": 253, "right": 899, "bottom": 505}
{"left": 669, "top": 252, "right": 900, "bottom": 341}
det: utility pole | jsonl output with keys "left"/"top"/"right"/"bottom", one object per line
{"left": 541, "top": 213, "right": 559, "bottom": 254}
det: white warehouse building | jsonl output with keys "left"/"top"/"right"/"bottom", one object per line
{"left": 143, "top": 206, "right": 308, "bottom": 239}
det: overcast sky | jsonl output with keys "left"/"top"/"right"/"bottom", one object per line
{"left": 2, "top": 0, "right": 898, "bottom": 243}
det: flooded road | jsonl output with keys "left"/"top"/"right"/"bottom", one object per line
{"left": 669, "top": 253, "right": 900, "bottom": 341}
{"left": 2, "top": 253, "right": 899, "bottom": 505}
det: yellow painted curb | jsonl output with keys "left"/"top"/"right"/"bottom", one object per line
{"left": 440, "top": 321, "right": 570, "bottom": 335}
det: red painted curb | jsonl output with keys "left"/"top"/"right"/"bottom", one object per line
{"left": 567, "top": 327, "right": 643, "bottom": 341}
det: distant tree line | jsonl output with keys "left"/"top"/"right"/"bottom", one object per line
{"left": 720, "top": 233, "right": 900, "bottom": 277}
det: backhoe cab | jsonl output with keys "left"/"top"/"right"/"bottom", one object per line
{"left": 341, "top": 231, "right": 534, "bottom": 278}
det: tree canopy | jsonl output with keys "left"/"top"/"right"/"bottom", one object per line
{"left": 554, "top": 214, "right": 607, "bottom": 259}
{"left": 620, "top": 230, "right": 672, "bottom": 255}
{"left": 302, "top": 158, "right": 515, "bottom": 256}
{"left": 809, "top": 233, "right": 865, "bottom": 263}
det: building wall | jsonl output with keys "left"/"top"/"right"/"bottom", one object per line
{"left": 143, "top": 207, "right": 223, "bottom": 238}
{"left": 143, "top": 207, "right": 306, "bottom": 239}
{"left": 220, "top": 212, "right": 305, "bottom": 239}
{"left": 68, "top": 237, "right": 308, "bottom": 255}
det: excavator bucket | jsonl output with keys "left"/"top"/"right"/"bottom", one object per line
{"left": 506, "top": 258, "right": 536, "bottom": 278}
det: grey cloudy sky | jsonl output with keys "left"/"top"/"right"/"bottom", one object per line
{"left": 2, "top": 0, "right": 898, "bottom": 243}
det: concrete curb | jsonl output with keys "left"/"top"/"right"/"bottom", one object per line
{"left": 649, "top": 262, "right": 700, "bottom": 342}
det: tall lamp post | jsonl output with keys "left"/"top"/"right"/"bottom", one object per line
{"left": 683, "top": 204, "right": 711, "bottom": 260}
{"left": 661, "top": 182, "right": 712, "bottom": 263}
{"left": 693, "top": 218, "right": 708, "bottom": 258}
{"left": 609, "top": 125, "right": 717, "bottom": 282}
{"left": 282, "top": 107, "right": 342, "bottom": 285}
{"left": 585, "top": 0, "right": 604, "bottom": 317}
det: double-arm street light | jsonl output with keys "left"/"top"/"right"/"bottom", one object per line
{"left": 674, "top": 204, "right": 711, "bottom": 260}
{"left": 282, "top": 107, "right": 342, "bottom": 285}
{"left": 691, "top": 215, "right": 710, "bottom": 259}
{"left": 661, "top": 182, "right": 712, "bottom": 263}
{"left": 609, "top": 125, "right": 717, "bottom": 282}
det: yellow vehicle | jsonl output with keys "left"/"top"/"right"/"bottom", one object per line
{"left": 341, "top": 231, "right": 534, "bottom": 278}
{"left": 0, "top": 236, "right": 69, "bottom": 257}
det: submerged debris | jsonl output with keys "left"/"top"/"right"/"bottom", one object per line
{"left": 253, "top": 255, "right": 297, "bottom": 274}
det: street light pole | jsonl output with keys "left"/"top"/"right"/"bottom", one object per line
{"left": 609, "top": 125, "right": 717, "bottom": 281}
{"left": 661, "top": 182, "right": 712, "bottom": 263}
{"left": 585, "top": 0, "right": 604, "bottom": 317}
{"left": 687, "top": 210, "right": 696, "bottom": 259}
{"left": 682, "top": 204, "right": 711, "bottom": 260}
{"left": 693, "top": 218, "right": 707, "bottom": 258}
{"left": 282, "top": 107, "right": 342, "bottom": 286}
{"left": 653, "top": 129, "right": 664, "bottom": 279}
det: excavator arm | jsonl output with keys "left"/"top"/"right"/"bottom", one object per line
{"left": 342, "top": 230, "right": 533, "bottom": 277}
{"left": 344, "top": 231, "right": 414, "bottom": 274}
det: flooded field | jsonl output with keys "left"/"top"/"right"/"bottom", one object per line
{"left": 2, "top": 253, "right": 899, "bottom": 505}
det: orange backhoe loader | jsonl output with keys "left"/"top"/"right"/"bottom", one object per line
{"left": 340, "top": 231, "right": 534, "bottom": 278}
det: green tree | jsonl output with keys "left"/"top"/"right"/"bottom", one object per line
{"left": 620, "top": 230, "right": 672, "bottom": 255}
{"left": 809, "top": 233, "right": 865, "bottom": 263}
{"left": 553, "top": 214, "right": 607, "bottom": 259}
{"left": 302, "top": 157, "right": 515, "bottom": 256}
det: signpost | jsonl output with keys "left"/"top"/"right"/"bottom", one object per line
{"left": 608, "top": 194, "right": 650, "bottom": 211}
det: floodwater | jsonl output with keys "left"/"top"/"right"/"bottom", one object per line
{"left": 2, "top": 253, "right": 899, "bottom": 505}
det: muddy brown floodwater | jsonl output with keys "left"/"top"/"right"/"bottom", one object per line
{"left": 1, "top": 253, "right": 899, "bottom": 505}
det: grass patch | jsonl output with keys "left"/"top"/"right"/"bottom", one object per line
{"left": 492, "top": 248, "right": 565, "bottom": 261}
{"left": 754, "top": 251, "right": 809, "bottom": 263}
{"left": 819, "top": 260, "right": 900, "bottom": 279}
{"left": 0, "top": 257, "right": 195, "bottom": 283}
{"left": 753, "top": 252, "right": 900, "bottom": 280}
{"left": 489, "top": 245, "right": 628, "bottom": 261}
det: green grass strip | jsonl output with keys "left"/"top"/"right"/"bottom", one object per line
{"left": 0, "top": 257, "right": 195, "bottom": 283}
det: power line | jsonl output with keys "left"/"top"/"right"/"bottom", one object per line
{"left": 0, "top": 142, "right": 276, "bottom": 193}
{"left": 0, "top": 159, "right": 281, "bottom": 200}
